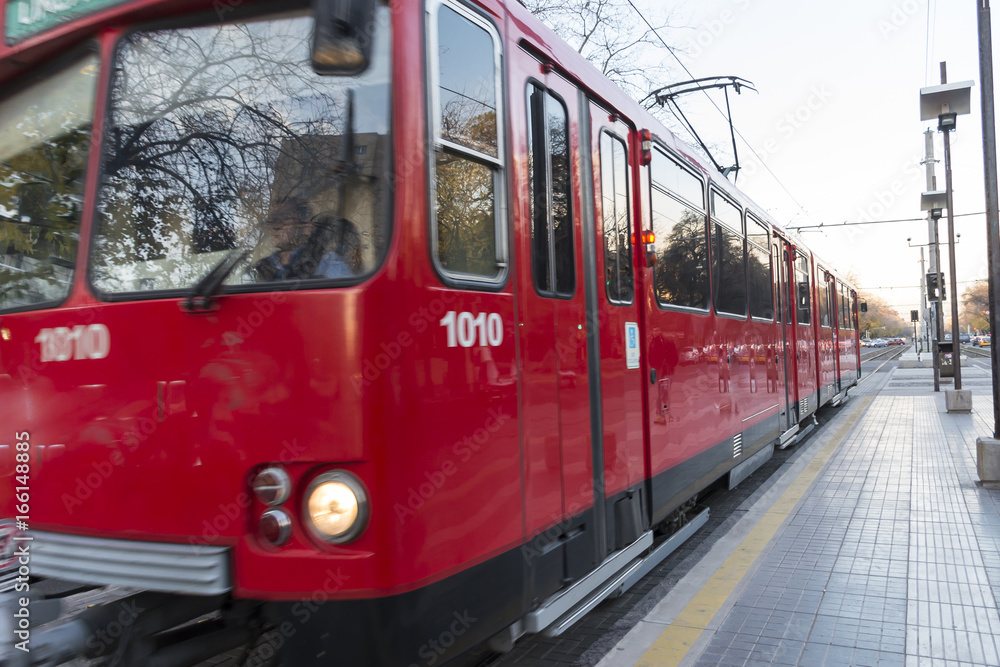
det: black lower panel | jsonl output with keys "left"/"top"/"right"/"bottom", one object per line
{"left": 742, "top": 414, "right": 780, "bottom": 461}
{"left": 264, "top": 549, "right": 523, "bottom": 666}
{"left": 649, "top": 437, "right": 735, "bottom": 526}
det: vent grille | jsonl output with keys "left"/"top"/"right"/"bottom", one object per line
{"left": 733, "top": 433, "right": 743, "bottom": 459}
{"left": 800, "top": 397, "right": 809, "bottom": 414}
{"left": 31, "top": 531, "right": 230, "bottom": 595}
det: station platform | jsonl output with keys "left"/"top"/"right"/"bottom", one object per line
{"left": 597, "top": 354, "right": 1000, "bottom": 667}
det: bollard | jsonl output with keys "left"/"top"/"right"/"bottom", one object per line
{"left": 977, "top": 437, "right": 1000, "bottom": 488}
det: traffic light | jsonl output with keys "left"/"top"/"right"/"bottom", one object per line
{"left": 926, "top": 272, "right": 945, "bottom": 301}
{"left": 911, "top": 310, "right": 919, "bottom": 322}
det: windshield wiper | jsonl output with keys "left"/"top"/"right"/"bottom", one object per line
{"left": 182, "top": 248, "right": 249, "bottom": 312}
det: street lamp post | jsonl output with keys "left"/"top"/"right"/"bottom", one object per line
{"left": 978, "top": 0, "right": 1000, "bottom": 438}
{"left": 920, "top": 65, "right": 974, "bottom": 412}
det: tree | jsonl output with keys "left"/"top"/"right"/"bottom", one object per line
{"left": 652, "top": 208, "right": 707, "bottom": 308}
{"left": 960, "top": 280, "right": 990, "bottom": 333}
{"left": 858, "top": 291, "right": 907, "bottom": 338}
{"left": 523, "top": 0, "right": 679, "bottom": 108}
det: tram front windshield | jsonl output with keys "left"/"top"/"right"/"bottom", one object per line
{"left": 90, "top": 6, "right": 393, "bottom": 295}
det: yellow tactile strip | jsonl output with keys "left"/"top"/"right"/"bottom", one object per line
{"left": 635, "top": 397, "right": 874, "bottom": 666}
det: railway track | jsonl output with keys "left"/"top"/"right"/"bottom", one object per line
{"left": 964, "top": 345, "right": 993, "bottom": 359}
{"left": 860, "top": 345, "right": 907, "bottom": 363}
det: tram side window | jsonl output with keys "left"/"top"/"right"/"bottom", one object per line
{"left": 0, "top": 53, "right": 96, "bottom": 312}
{"left": 851, "top": 291, "right": 859, "bottom": 329}
{"left": 795, "top": 253, "right": 811, "bottom": 325}
{"left": 601, "top": 132, "right": 633, "bottom": 303}
{"left": 432, "top": 3, "right": 505, "bottom": 281}
{"left": 710, "top": 192, "right": 746, "bottom": 317}
{"left": 747, "top": 218, "right": 773, "bottom": 320}
{"left": 840, "top": 282, "right": 851, "bottom": 330}
{"left": 649, "top": 148, "right": 708, "bottom": 310}
{"left": 818, "top": 270, "right": 831, "bottom": 328}
{"left": 527, "top": 84, "right": 573, "bottom": 297}
{"left": 772, "top": 245, "right": 782, "bottom": 324}
{"left": 785, "top": 250, "right": 795, "bottom": 324}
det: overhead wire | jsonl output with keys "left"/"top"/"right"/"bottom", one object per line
{"left": 860, "top": 279, "right": 983, "bottom": 290}
{"left": 790, "top": 211, "right": 986, "bottom": 230}
{"left": 624, "top": 0, "right": 812, "bottom": 224}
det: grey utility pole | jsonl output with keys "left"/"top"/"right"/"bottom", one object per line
{"left": 941, "top": 62, "right": 963, "bottom": 392}
{"left": 979, "top": 0, "right": 1000, "bottom": 436}
{"left": 920, "top": 246, "right": 927, "bottom": 352}
{"left": 923, "top": 129, "right": 943, "bottom": 391}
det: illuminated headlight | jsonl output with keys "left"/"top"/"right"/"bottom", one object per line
{"left": 252, "top": 466, "right": 292, "bottom": 506}
{"left": 304, "top": 471, "right": 369, "bottom": 544}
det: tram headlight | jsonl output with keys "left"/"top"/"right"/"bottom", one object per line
{"left": 304, "top": 471, "right": 368, "bottom": 543}
{"left": 252, "top": 466, "right": 292, "bottom": 506}
{"left": 258, "top": 508, "right": 292, "bottom": 547}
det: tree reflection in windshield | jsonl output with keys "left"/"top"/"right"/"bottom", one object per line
{"left": 91, "top": 8, "right": 391, "bottom": 294}
{"left": 651, "top": 188, "right": 708, "bottom": 311}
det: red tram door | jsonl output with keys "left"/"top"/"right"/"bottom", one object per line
{"left": 823, "top": 271, "right": 841, "bottom": 397}
{"left": 511, "top": 52, "right": 613, "bottom": 602}
{"left": 585, "top": 103, "right": 645, "bottom": 553}
{"left": 774, "top": 239, "right": 795, "bottom": 431}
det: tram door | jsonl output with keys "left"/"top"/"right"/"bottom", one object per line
{"left": 825, "top": 273, "right": 841, "bottom": 394}
{"left": 512, "top": 52, "right": 605, "bottom": 602}
{"left": 774, "top": 239, "right": 795, "bottom": 430}
{"left": 585, "top": 102, "right": 645, "bottom": 554}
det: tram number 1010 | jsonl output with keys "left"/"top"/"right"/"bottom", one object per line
{"left": 35, "top": 324, "right": 111, "bottom": 362}
{"left": 440, "top": 311, "right": 504, "bottom": 348}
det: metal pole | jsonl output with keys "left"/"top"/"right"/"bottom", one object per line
{"left": 924, "top": 129, "right": 942, "bottom": 391}
{"left": 979, "top": 0, "right": 1000, "bottom": 437}
{"left": 920, "top": 246, "right": 927, "bottom": 351}
{"left": 941, "top": 61, "right": 963, "bottom": 391}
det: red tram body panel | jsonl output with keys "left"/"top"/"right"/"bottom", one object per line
{"left": 0, "top": 0, "right": 860, "bottom": 664}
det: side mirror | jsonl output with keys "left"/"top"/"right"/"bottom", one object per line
{"left": 312, "top": 0, "right": 378, "bottom": 76}
{"left": 860, "top": 302, "right": 868, "bottom": 313}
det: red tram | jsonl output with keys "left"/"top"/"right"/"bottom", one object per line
{"left": 0, "top": 0, "right": 860, "bottom": 664}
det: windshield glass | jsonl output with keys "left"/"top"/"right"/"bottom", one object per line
{"left": 90, "top": 7, "right": 391, "bottom": 294}
{"left": 0, "top": 54, "right": 97, "bottom": 312}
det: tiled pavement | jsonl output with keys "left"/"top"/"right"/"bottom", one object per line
{"left": 600, "top": 355, "right": 1000, "bottom": 667}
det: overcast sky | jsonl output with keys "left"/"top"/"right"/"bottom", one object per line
{"left": 643, "top": 0, "right": 994, "bottom": 328}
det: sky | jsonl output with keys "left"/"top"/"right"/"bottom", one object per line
{"left": 639, "top": 0, "right": 995, "bottom": 331}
